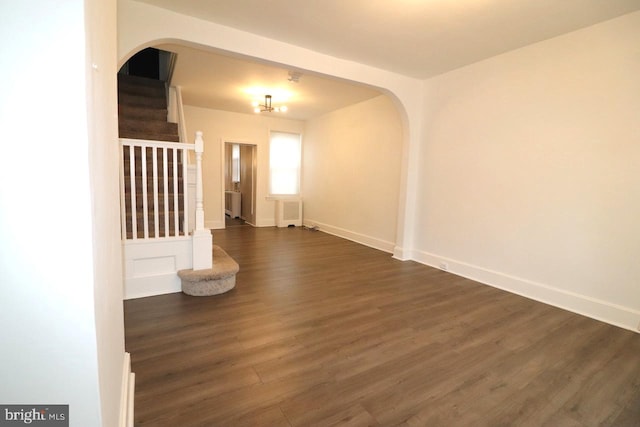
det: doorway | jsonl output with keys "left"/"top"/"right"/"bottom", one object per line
{"left": 224, "top": 142, "right": 257, "bottom": 226}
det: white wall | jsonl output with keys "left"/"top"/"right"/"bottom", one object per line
{"left": 85, "top": 0, "right": 128, "bottom": 425}
{"left": 0, "top": 0, "right": 124, "bottom": 426}
{"left": 416, "top": 11, "right": 640, "bottom": 331}
{"left": 303, "top": 95, "right": 403, "bottom": 252}
{"left": 183, "top": 105, "right": 304, "bottom": 228}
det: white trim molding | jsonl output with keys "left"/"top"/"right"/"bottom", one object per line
{"left": 392, "top": 246, "right": 412, "bottom": 261}
{"left": 304, "top": 219, "right": 395, "bottom": 254}
{"left": 413, "top": 250, "right": 640, "bottom": 333}
{"left": 255, "top": 218, "right": 276, "bottom": 227}
{"left": 119, "top": 353, "right": 135, "bottom": 427}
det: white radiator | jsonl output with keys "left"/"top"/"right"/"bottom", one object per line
{"left": 275, "top": 199, "right": 302, "bottom": 227}
{"left": 225, "top": 191, "right": 241, "bottom": 218}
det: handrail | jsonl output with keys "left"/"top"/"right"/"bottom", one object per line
{"left": 119, "top": 138, "right": 193, "bottom": 151}
{"left": 175, "top": 86, "right": 188, "bottom": 144}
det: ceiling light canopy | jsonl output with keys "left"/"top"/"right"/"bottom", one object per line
{"left": 288, "top": 71, "right": 302, "bottom": 83}
{"left": 253, "top": 95, "right": 287, "bottom": 113}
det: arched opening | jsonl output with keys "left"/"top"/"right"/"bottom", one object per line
{"left": 118, "top": 40, "right": 408, "bottom": 253}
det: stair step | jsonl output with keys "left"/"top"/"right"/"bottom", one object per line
{"left": 119, "top": 119, "right": 178, "bottom": 135}
{"left": 118, "top": 74, "right": 166, "bottom": 89}
{"left": 178, "top": 246, "right": 239, "bottom": 296}
{"left": 118, "top": 92, "right": 167, "bottom": 109}
{"left": 119, "top": 85, "right": 166, "bottom": 99}
{"left": 118, "top": 78, "right": 166, "bottom": 98}
{"left": 118, "top": 105, "right": 168, "bottom": 122}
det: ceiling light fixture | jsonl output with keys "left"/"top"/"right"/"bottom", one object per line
{"left": 253, "top": 95, "right": 287, "bottom": 113}
{"left": 288, "top": 71, "right": 302, "bottom": 83}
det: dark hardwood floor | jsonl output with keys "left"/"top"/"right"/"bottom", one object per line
{"left": 225, "top": 215, "right": 249, "bottom": 228}
{"left": 124, "top": 226, "right": 640, "bottom": 426}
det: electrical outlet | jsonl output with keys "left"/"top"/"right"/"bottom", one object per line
{"left": 438, "top": 262, "right": 449, "bottom": 271}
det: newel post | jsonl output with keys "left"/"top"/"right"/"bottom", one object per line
{"left": 192, "top": 131, "right": 213, "bottom": 270}
{"left": 194, "top": 131, "right": 205, "bottom": 231}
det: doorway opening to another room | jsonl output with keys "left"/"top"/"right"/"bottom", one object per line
{"left": 224, "top": 142, "right": 257, "bottom": 227}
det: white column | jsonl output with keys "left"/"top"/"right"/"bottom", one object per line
{"left": 194, "top": 131, "right": 205, "bottom": 231}
{"left": 192, "top": 131, "right": 213, "bottom": 270}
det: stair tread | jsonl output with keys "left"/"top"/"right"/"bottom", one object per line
{"left": 118, "top": 74, "right": 166, "bottom": 88}
{"left": 119, "top": 121, "right": 178, "bottom": 133}
{"left": 118, "top": 94, "right": 167, "bottom": 109}
{"left": 119, "top": 104, "right": 167, "bottom": 116}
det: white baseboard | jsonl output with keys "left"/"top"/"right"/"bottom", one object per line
{"left": 413, "top": 250, "right": 640, "bottom": 333}
{"left": 119, "top": 352, "right": 135, "bottom": 427}
{"left": 303, "top": 219, "right": 395, "bottom": 253}
{"left": 392, "top": 246, "right": 411, "bottom": 261}
{"left": 255, "top": 218, "right": 276, "bottom": 227}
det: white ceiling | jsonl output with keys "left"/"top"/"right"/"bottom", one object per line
{"left": 157, "top": 43, "right": 383, "bottom": 121}
{"left": 145, "top": 1, "right": 640, "bottom": 120}
{"left": 140, "top": 0, "right": 640, "bottom": 79}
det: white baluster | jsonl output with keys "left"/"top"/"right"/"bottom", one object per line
{"left": 182, "top": 146, "right": 189, "bottom": 234}
{"left": 152, "top": 146, "right": 159, "bottom": 239}
{"left": 163, "top": 147, "right": 169, "bottom": 238}
{"left": 129, "top": 145, "right": 137, "bottom": 240}
{"left": 172, "top": 148, "right": 179, "bottom": 236}
{"left": 141, "top": 146, "right": 149, "bottom": 239}
{"left": 120, "top": 143, "right": 127, "bottom": 240}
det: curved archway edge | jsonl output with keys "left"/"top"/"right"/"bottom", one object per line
{"left": 118, "top": 0, "right": 422, "bottom": 258}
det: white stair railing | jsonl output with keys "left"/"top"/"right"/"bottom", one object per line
{"left": 119, "top": 134, "right": 205, "bottom": 241}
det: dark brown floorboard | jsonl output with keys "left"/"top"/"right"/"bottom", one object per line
{"left": 124, "top": 226, "right": 640, "bottom": 426}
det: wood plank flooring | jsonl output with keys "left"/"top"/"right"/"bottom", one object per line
{"left": 124, "top": 226, "right": 640, "bottom": 426}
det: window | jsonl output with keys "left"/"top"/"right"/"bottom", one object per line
{"left": 231, "top": 143, "right": 240, "bottom": 183}
{"left": 269, "top": 131, "right": 301, "bottom": 195}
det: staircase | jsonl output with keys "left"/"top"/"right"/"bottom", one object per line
{"left": 118, "top": 74, "right": 179, "bottom": 142}
{"left": 117, "top": 73, "right": 231, "bottom": 298}
{"left": 118, "top": 74, "right": 185, "bottom": 239}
